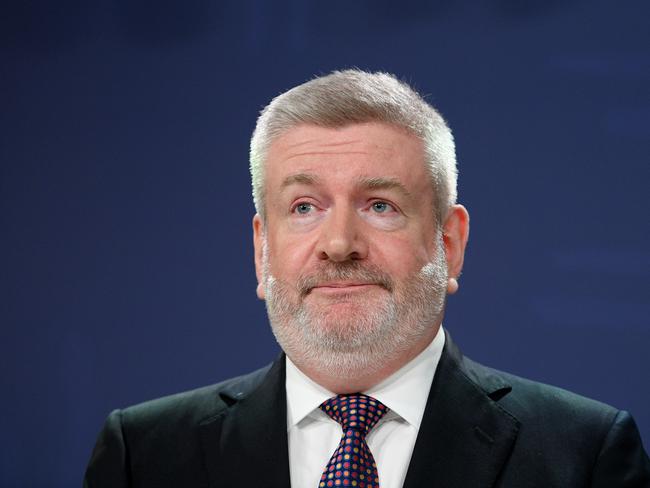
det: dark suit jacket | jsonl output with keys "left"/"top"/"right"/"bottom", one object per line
{"left": 84, "top": 333, "right": 650, "bottom": 487}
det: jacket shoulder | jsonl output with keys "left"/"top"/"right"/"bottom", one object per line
{"left": 463, "top": 355, "right": 619, "bottom": 425}
{"left": 119, "top": 362, "right": 272, "bottom": 429}
{"left": 85, "top": 362, "right": 278, "bottom": 487}
{"left": 458, "top": 356, "right": 650, "bottom": 485}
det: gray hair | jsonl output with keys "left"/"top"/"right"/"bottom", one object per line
{"left": 249, "top": 69, "right": 457, "bottom": 224}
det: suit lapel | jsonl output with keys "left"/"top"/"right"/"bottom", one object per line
{"left": 198, "top": 356, "right": 291, "bottom": 488}
{"left": 403, "top": 333, "right": 520, "bottom": 488}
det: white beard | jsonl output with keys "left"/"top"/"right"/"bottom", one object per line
{"left": 262, "top": 234, "right": 448, "bottom": 380}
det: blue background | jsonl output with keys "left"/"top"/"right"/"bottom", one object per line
{"left": 1, "top": 1, "right": 649, "bottom": 486}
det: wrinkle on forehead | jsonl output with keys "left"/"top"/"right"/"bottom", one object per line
{"left": 283, "top": 150, "right": 368, "bottom": 161}
{"left": 280, "top": 135, "right": 370, "bottom": 161}
{"left": 270, "top": 122, "right": 418, "bottom": 160}
{"left": 285, "top": 137, "right": 364, "bottom": 149}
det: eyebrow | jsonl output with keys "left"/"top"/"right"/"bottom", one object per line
{"left": 357, "top": 176, "right": 412, "bottom": 198}
{"left": 280, "top": 173, "right": 321, "bottom": 190}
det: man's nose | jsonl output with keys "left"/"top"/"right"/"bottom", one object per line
{"left": 316, "top": 206, "right": 368, "bottom": 262}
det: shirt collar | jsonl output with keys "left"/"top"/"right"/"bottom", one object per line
{"left": 285, "top": 355, "right": 334, "bottom": 429}
{"left": 285, "top": 327, "right": 445, "bottom": 430}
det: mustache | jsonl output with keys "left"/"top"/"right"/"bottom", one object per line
{"left": 297, "top": 262, "right": 394, "bottom": 296}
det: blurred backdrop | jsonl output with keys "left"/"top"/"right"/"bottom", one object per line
{"left": 1, "top": 1, "right": 649, "bottom": 486}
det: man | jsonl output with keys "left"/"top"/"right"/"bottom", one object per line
{"left": 84, "top": 70, "right": 650, "bottom": 487}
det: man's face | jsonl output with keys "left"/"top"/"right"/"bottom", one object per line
{"left": 253, "top": 122, "right": 452, "bottom": 381}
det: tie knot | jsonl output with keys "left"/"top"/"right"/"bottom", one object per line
{"left": 319, "top": 393, "right": 389, "bottom": 435}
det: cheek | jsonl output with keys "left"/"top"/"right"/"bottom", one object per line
{"left": 268, "top": 232, "right": 316, "bottom": 277}
{"left": 370, "top": 234, "right": 432, "bottom": 278}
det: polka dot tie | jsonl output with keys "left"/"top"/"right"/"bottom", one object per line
{"left": 318, "top": 393, "right": 389, "bottom": 488}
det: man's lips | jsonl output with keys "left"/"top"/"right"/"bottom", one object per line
{"left": 297, "top": 265, "right": 395, "bottom": 296}
{"left": 308, "top": 282, "right": 380, "bottom": 294}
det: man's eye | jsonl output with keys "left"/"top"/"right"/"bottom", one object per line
{"left": 294, "top": 202, "right": 313, "bottom": 214}
{"left": 371, "top": 201, "right": 394, "bottom": 213}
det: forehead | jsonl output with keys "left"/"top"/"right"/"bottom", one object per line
{"left": 265, "top": 122, "right": 428, "bottom": 188}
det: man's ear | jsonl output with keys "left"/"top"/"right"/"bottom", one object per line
{"left": 442, "top": 204, "right": 470, "bottom": 295}
{"left": 252, "top": 214, "right": 266, "bottom": 300}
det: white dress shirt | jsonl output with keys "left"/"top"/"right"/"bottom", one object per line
{"left": 285, "top": 327, "right": 445, "bottom": 488}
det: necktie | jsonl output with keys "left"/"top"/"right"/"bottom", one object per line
{"left": 318, "top": 393, "right": 389, "bottom": 488}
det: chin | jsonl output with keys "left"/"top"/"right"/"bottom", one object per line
{"left": 298, "top": 343, "right": 388, "bottom": 379}
{"left": 311, "top": 305, "right": 375, "bottom": 328}
{"left": 304, "top": 307, "right": 394, "bottom": 344}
